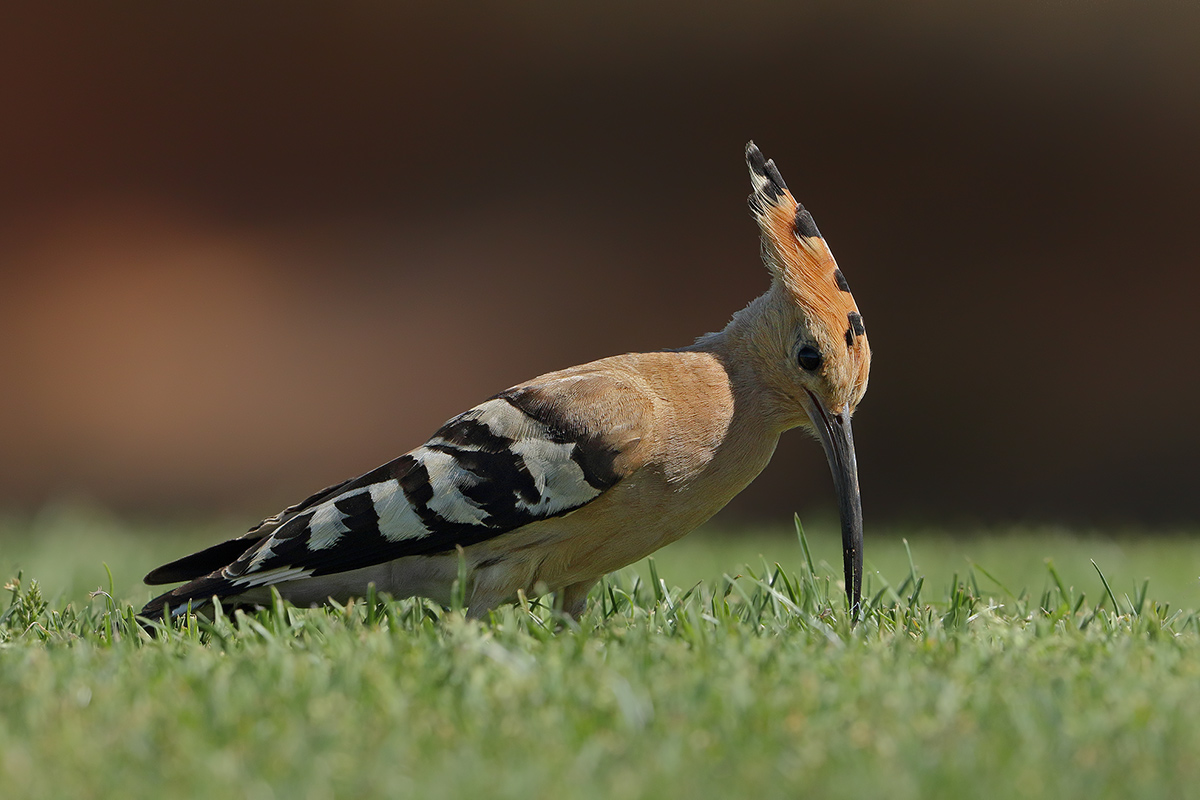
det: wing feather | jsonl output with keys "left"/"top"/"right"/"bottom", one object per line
{"left": 141, "top": 370, "right": 653, "bottom": 617}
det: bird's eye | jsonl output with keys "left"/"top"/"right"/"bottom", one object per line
{"left": 796, "top": 345, "right": 823, "bottom": 372}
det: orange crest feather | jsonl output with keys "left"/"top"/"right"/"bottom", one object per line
{"left": 746, "top": 142, "right": 867, "bottom": 360}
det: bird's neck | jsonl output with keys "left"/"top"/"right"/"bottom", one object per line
{"left": 684, "top": 287, "right": 799, "bottom": 434}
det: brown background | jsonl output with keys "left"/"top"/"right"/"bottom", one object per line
{"left": 1, "top": 3, "right": 1197, "bottom": 526}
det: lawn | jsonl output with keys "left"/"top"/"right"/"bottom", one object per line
{"left": 2, "top": 509, "right": 1198, "bottom": 800}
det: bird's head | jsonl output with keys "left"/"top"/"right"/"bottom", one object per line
{"left": 743, "top": 141, "right": 871, "bottom": 613}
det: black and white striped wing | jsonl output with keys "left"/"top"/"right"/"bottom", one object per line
{"left": 142, "top": 373, "right": 651, "bottom": 617}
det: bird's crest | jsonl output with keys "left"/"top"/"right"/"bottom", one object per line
{"left": 746, "top": 142, "right": 867, "bottom": 345}
{"left": 746, "top": 141, "right": 869, "bottom": 402}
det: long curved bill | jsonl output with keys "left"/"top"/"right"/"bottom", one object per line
{"left": 803, "top": 391, "right": 864, "bottom": 618}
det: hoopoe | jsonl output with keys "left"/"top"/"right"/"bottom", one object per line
{"left": 142, "top": 142, "right": 871, "bottom": 622}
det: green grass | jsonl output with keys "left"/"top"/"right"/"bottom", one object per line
{"left": 2, "top": 510, "right": 1199, "bottom": 799}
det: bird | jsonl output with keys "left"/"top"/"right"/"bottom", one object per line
{"left": 141, "top": 142, "right": 871, "bottom": 623}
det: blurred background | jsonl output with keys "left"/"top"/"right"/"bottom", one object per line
{"left": 2, "top": 2, "right": 1198, "bottom": 530}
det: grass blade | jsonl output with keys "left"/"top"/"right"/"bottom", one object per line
{"left": 1092, "top": 559, "right": 1121, "bottom": 615}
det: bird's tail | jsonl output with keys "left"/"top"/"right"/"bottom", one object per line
{"left": 139, "top": 572, "right": 244, "bottom": 625}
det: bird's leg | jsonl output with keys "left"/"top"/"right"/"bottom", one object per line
{"left": 465, "top": 592, "right": 502, "bottom": 621}
{"left": 558, "top": 579, "right": 598, "bottom": 621}
{"left": 464, "top": 570, "right": 508, "bottom": 620}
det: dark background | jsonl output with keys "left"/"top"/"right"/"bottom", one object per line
{"left": 2, "top": 3, "right": 1197, "bottom": 526}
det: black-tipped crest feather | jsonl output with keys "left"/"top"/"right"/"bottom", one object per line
{"left": 794, "top": 207, "right": 822, "bottom": 239}
{"left": 745, "top": 141, "right": 788, "bottom": 210}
